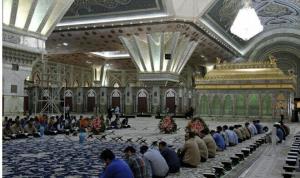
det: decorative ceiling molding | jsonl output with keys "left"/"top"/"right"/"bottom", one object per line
{"left": 245, "top": 27, "right": 300, "bottom": 56}
{"left": 61, "top": 0, "right": 165, "bottom": 24}
{"left": 249, "top": 37, "right": 300, "bottom": 60}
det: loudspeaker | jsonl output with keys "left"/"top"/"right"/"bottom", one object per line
{"left": 165, "top": 53, "right": 171, "bottom": 60}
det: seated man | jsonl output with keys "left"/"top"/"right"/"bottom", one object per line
{"left": 178, "top": 132, "right": 201, "bottom": 168}
{"left": 24, "top": 119, "right": 40, "bottom": 137}
{"left": 45, "top": 117, "right": 58, "bottom": 135}
{"left": 234, "top": 125, "right": 244, "bottom": 142}
{"left": 158, "top": 141, "right": 180, "bottom": 173}
{"left": 254, "top": 120, "right": 263, "bottom": 134}
{"left": 123, "top": 146, "right": 149, "bottom": 178}
{"left": 248, "top": 122, "right": 258, "bottom": 136}
{"left": 243, "top": 123, "right": 251, "bottom": 140}
{"left": 10, "top": 118, "right": 27, "bottom": 139}
{"left": 140, "top": 145, "right": 169, "bottom": 178}
{"left": 211, "top": 130, "right": 225, "bottom": 151}
{"left": 57, "top": 120, "right": 65, "bottom": 134}
{"left": 200, "top": 128, "right": 217, "bottom": 158}
{"left": 3, "top": 122, "right": 13, "bottom": 139}
{"left": 92, "top": 117, "right": 101, "bottom": 134}
{"left": 121, "top": 117, "right": 131, "bottom": 128}
{"left": 228, "top": 126, "right": 239, "bottom": 146}
{"left": 111, "top": 118, "right": 121, "bottom": 129}
{"left": 274, "top": 123, "right": 284, "bottom": 143}
{"left": 279, "top": 121, "right": 290, "bottom": 137}
{"left": 100, "top": 149, "right": 134, "bottom": 178}
{"left": 194, "top": 134, "right": 208, "bottom": 162}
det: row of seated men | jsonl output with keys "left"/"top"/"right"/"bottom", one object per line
{"left": 99, "top": 120, "right": 268, "bottom": 178}
{"left": 2, "top": 114, "right": 130, "bottom": 140}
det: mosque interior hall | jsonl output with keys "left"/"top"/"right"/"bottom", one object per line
{"left": 2, "top": 0, "right": 300, "bottom": 178}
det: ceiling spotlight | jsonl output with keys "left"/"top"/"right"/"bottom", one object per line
{"left": 86, "top": 61, "right": 92, "bottom": 64}
{"left": 62, "top": 42, "right": 68, "bottom": 46}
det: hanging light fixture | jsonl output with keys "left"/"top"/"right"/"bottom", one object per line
{"left": 230, "top": 0, "right": 263, "bottom": 41}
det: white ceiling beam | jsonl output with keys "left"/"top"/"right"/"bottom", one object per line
{"left": 9, "top": 0, "right": 19, "bottom": 26}
{"left": 36, "top": 1, "right": 57, "bottom": 33}
{"left": 24, "top": 0, "right": 38, "bottom": 30}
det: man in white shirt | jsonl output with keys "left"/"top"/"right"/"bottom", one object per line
{"left": 140, "top": 145, "right": 169, "bottom": 178}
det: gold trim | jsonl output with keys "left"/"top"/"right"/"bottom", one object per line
{"left": 195, "top": 84, "right": 295, "bottom": 90}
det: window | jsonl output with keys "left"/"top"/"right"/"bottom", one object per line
{"left": 11, "top": 85, "right": 17, "bottom": 93}
{"left": 12, "top": 64, "right": 19, "bottom": 71}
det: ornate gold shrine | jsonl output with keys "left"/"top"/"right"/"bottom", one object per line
{"left": 195, "top": 57, "right": 296, "bottom": 90}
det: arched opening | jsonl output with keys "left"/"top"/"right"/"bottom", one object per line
{"left": 64, "top": 90, "right": 73, "bottom": 112}
{"left": 87, "top": 89, "right": 96, "bottom": 112}
{"left": 165, "top": 89, "right": 176, "bottom": 114}
{"left": 137, "top": 89, "right": 148, "bottom": 113}
{"left": 111, "top": 89, "right": 121, "bottom": 110}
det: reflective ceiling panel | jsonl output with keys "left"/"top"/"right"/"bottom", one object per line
{"left": 28, "top": 0, "right": 53, "bottom": 32}
{"left": 2, "top": 0, "right": 13, "bottom": 25}
{"left": 15, "top": 0, "right": 33, "bottom": 29}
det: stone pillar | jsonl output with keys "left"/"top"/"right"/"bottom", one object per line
{"left": 3, "top": 64, "right": 32, "bottom": 115}
{"left": 76, "top": 88, "right": 83, "bottom": 113}
{"left": 152, "top": 86, "right": 160, "bottom": 114}
{"left": 99, "top": 87, "right": 107, "bottom": 114}
{"left": 125, "top": 86, "right": 133, "bottom": 114}
{"left": 121, "top": 71, "right": 126, "bottom": 87}
{"left": 2, "top": 48, "right": 39, "bottom": 116}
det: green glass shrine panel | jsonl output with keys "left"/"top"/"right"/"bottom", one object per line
{"left": 248, "top": 94, "right": 259, "bottom": 116}
{"left": 224, "top": 95, "right": 233, "bottom": 115}
{"left": 262, "top": 95, "right": 272, "bottom": 116}
{"left": 236, "top": 95, "right": 245, "bottom": 115}
{"left": 200, "top": 95, "right": 209, "bottom": 115}
{"left": 211, "top": 95, "right": 221, "bottom": 115}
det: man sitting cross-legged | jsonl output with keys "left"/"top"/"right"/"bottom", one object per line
{"left": 140, "top": 145, "right": 169, "bottom": 178}
{"left": 194, "top": 133, "right": 208, "bottom": 162}
{"left": 178, "top": 132, "right": 201, "bottom": 168}
{"left": 123, "top": 146, "right": 151, "bottom": 178}
{"left": 158, "top": 141, "right": 181, "bottom": 173}
{"left": 3, "top": 120, "right": 13, "bottom": 140}
{"left": 200, "top": 128, "right": 217, "bottom": 158}
{"left": 211, "top": 130, "right": 226, "bottom": 151}
{"left": 24, "top": 118, "right": 40, "bottom": 137}
{"left": 11, "top": 117, "right": 27, "bottom": 139}
{"left": 100, "top": 149, "right": 134, "bottom": 178}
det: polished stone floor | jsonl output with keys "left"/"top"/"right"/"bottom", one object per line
{"left": 2, "top": 116, "right": 298, "bottom": 178}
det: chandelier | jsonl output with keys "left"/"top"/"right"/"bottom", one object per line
{"left": 230, "top": 0, "right": 263, "bottom": 41}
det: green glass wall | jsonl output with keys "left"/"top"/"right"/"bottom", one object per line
{"left": 248, "top": 94, "right": 259, "bottom": 116}
{"left": 236, "top": 95, "right": 245, "bottom": 115}
{"left": 224, "top": 95, "right": 233, "bottom": 115}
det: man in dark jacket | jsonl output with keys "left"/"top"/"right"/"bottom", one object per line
{"left": 159, "top": 141, "right": 180, "bottom": 173}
